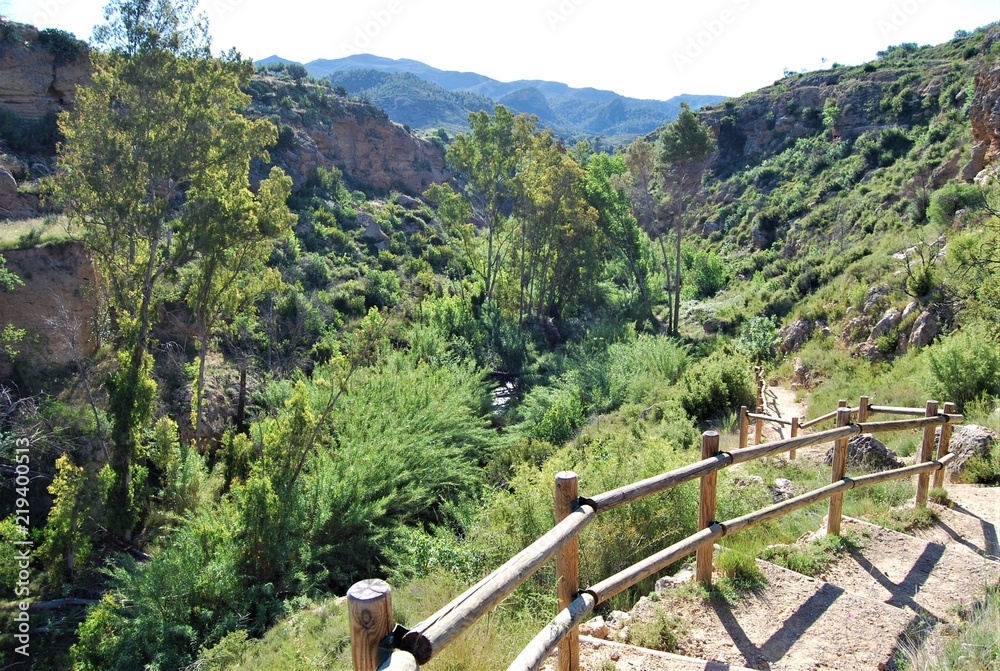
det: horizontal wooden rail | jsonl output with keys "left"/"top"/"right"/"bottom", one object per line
{"left": 868, "top": 405, "right": 927, "bottom": 416}
{"left": 747, "top": 412, "right": 796, "bottom": 426}
{"left": 400, "top": 503, "right": 597, "bottom": 664}
{"left": 587, "top": 415, "right": 953, "bottom": 513}
{"left": 394, "top": 408, "right": 966, "bottom": 668}
{"left": 507, "top": 452, "right": 957, "bottom": 671}
{"left": 800, "top": 408, "right": 851, "bottom": 429}
{"left": 586, "top": 454, "right": 731, "bottom": 513}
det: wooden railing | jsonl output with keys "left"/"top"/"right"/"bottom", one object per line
{"left": 347, "top": 398, "right": 964, "bottom": 671}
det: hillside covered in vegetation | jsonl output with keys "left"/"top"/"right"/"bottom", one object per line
{"left": 0, "top": 3, "right": 998, "bottom": 670}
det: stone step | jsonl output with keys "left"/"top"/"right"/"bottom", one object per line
{"left": 910, "top": 485, "right": 999, "bottom": 561}
{"left": 625, "top": 559, "right": 915, "bottom": 671}
{"left": 577, "top": 636, "right": 756, "bottom": 671}
{"left": 820, "top": 517, "right": 1000, "bottom": 622}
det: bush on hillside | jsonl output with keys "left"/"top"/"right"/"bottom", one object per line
{"left": 928, "top": 182, "right": 985, "bottom": 227}
{"left": 678, "top": 351, "right": 755, "bottom": 423}
{"left": 928, "top": 323, "right": 1000, "bottom": 411}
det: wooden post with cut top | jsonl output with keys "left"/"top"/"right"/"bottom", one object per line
{"left": 739, "top": 406, "right": 749, "bottom": 449}
{"left": 697, "top": 431, "right": 720, "bottom": 584}
{"left": 349, "top": 579, "right": 394, "bottom": 671}
{"left": 916, "top": 400, "right": 940, "bottom": 507}
{"left": 932, "top": 402, "right": 956, "bottom": 490}
{"left": 858, "top": 396, "right": 870, "bottom": 423}
{"left": 789, "top": 416, "right": 799, "bottom": 459}
{"left": 555, "top": 472, "right": 580, "bottom": 671}
{"left": 754, "top": 406, "right": 764, "bottom": 445}
{"left": 826, "top": 407, "right": 853, "bottom": 536}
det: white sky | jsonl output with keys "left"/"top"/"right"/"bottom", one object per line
{"left": 4, "top": 0, "right": 999, "bottom": 100}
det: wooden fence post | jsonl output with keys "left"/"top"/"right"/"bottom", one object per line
{"left": 858, "top": 396, "right": 870, "bottom": 423}
{"left": 916, "top": 400, "right": 940, "bottom": 507}
{"left": 697, "top": 432, "right": 720, "bottom": 584}
{"left": 349, "top": 579, "right": 394, "bottom": 671}
{"left": 789, "top": 416, "right": 799, "bottom": 460}
{"left": 555, "top": 472, "right": 580, "bottom": 671}
{"left": 826, "top": 408, "right": 853, "bottom": 536}
{"left": 932, "top": 402, "right": 956, "bottom": 490}
{"left": 754, "top": 406, "right": 764, "bottom": 445}
{"left": 756, "top": 371, "right": 764, "bottom": 411}
{"left": 739, "top": 406, "right": 749, "bottom": 449}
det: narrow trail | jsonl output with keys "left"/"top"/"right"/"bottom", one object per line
{"left": 551, "top": 383, "right": 1000, "bottom": 670}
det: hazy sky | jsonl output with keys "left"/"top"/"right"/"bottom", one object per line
{"left": 5, "top": 0, "right": 999, "bottom": 100}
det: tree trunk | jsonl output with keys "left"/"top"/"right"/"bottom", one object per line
{"left": 673, "top": 219, "right": 682, "bottom": 335}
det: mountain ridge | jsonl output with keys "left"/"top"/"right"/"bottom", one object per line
{"left": 259, "top": 53, "right": 727, "bottom": 144}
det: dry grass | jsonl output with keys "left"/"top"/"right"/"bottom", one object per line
{"left": 0, "top": 215, "right": 72, "bottom": 250}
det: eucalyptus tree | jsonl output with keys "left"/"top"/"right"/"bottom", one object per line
{"left": 53, "top": 0, "right": 292, "bottom": 538}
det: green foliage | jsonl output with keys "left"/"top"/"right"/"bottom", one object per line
{"left": 678, "top": 351, "right": 755, "bottom": 423}
{"left": 0, "top": 109, "right": 61, "bottom": 154}
{"left": 684, "top": 250, "right": 726, "bottom": 299}
{"left": 928, "top": 182, "right": 985, "bottom": 227}
{"left": 628, "top": 604, "right": 683, "bottom": 652}
{"left": 39, "top": 453, "right": 93, "bottom": 578}
{"left": 0, "top": 515, "right": 27, "bottom": 591}
{"left": 736, "top": 315, "right": 779, "bottom": 367}
{"left": 519, "top": 382, "right": 585, "bottom": 445}
{"left": 928, "top": 323, "right": 1000, "bottom": 411}
{"left": 38, "top": 28, "right": 87, "bottom": 65}
{"left": 658, "top": 102, "right": 716, "bottom": 168}
{"left": 759, "top": 532, "right": 858, "bottom": 576}
{"left": 904, "top": 586, "right": 1000, "bottom": 671}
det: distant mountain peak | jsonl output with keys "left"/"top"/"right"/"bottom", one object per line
{"left": 261, "top": 54, "right": 727, "bottom": 145}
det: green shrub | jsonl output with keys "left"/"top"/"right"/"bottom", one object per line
{"left": 928, "top": 323, "right": 1000, "bottom": 411}
{"left": 678, "top": 351, "right": 755, "bottom": 423}
{"left": 519, "top": 382, "right": 586, "bottom": 445}
{"left": 629, "top": 605, "right": 683, "bottom": 652}
{"left": 928, "top": 182, "right": 985, "bottom": 227}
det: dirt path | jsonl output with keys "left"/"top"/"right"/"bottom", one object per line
{"left": 566, "top": 480, "right": 999, "bottom": 671}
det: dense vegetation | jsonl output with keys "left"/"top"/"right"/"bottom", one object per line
{"left": 0, "top": 4, "right": 999, "bottom": 670}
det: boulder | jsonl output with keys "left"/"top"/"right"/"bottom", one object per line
{"left": 579, "top": 616, "right": 609, "bottom": 639}
{"left": 961, "top": 142, "right": 987, "bottom": 182}
{"left": 359, "top": 213, "right": 390, "bottom": 250}
{"left": 824, "top": 434, "right": 903, "bottom": 472}
{"left": 901, "top": 301, "right": 919, "bottom": 321}
{"left": 842, "top": 316, "right": 873, "bottom": 346}
{"left": 792, "top": 357, "right": 807, "bottom": 386}
{"left": 870, "top": 307, "right": 902, "bottom": 340}
{"left": 606, "top": 610, "right": 631, "bottom": 629}
{"left": 942, "top": 425, "right": 997, "bottom": 483}
{"left": 779, "top": 318, "right": 813, "bottom": 354}
{"left": 907, "top": 311, "right": 938, "bottom": 350}
{"left": 856, "top": 340, "right": 884, "bottom": 362}
{"left": 770, "top": 478, "right": 796, "bottom": 503}
{"left": 655, "top": 568, "right": 694, "bottom": 592}
{"left": 394, "top": 193, "right": 422, "bottom": 209}
{"left": 863, "top": 284, "right": 891, "bottom": 315}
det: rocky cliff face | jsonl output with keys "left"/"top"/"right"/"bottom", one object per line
{"left": 965, "top": 60, "right": 1000, "bottom": 179}
{"left": 698, "top": 65, "right": 951, "bottom": 167}
{"left": 0, "top": 22, "right": 90, "bottom": 120}
{"left": 0, "top": 242, "right": 98, "bottom": 379}
{"left": 251, "top": 76, "right": 448, "bottom": 195}
{"left": 279, "top": 106, "right": 448, "bottom": 194}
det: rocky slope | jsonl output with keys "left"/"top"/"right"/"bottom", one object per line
{"left": 0, "top": 241, "right": 98, "bottom": 376}
{"left": 0, "top": 22, "right": 90, "bottom": 120}
{"left": 251, "top": 75, "right": 449, "bottom": 194}
{"left": 966, "top": 58, "right": 1000, "bottom": 179}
